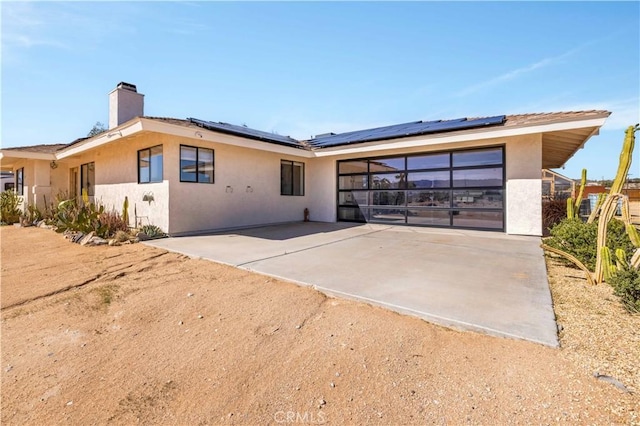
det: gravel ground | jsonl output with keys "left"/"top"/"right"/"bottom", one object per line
{"left": 547, "top": 257, "right": 640, "bottom": 398}
{"left": 1, "top": 226, "right": 638, "bottom": 424}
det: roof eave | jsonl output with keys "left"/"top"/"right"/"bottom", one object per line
{"left": 313, "top": 115, "right": 609, "bottom": 157}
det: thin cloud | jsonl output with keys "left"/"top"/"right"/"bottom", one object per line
{"left": 455, "top": 52, "right": 573, "bottom": 98}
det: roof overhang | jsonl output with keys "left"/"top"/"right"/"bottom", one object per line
{"left": 55, "top": 117, "right": 314, "bottom": 159}
{"left": 313, "top": 115, "right": 609, "bottom": 161}
{"left": 0, "top": 150, "right": 57, "bottom": 170}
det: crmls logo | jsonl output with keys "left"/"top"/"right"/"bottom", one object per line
{"left": 273, "top": 411, "right": 327, "bottom": 424}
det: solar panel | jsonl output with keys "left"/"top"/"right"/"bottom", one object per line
{"left": 309, "top": 115, "right": 506, "bottom": 148}
{"left": 188, "top": 118, "right": 303, "bottom": 149}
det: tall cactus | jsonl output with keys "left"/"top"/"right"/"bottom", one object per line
{"left": 567, "top": 198, "right": 575, "bottom": 219}
{"left": 610, "top": 124, "right": 637, "bottom": 195}
{"left": 573, "top": 168, "right": 587, "bottom": 217}
{"left": 122, "top": 196, "right": 130, "bottom": 227}
{"left": 594, "top": 124, "right": 639, "bottom": 283}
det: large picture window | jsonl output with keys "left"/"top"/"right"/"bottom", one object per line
{"left": 180, "top": 145, "right": 214, "bottom": 183}
{"left": 15, "top": 168, "right": 24, "bottom": 196}
{"left": 281, "top": 160, "right": 304, "bottom": 196}
{"left": 337, "top": 146, "right": 504, "bottom": 231}
{"left": 81, "top": 162, "right": 95, "bottom": 196}
{"left": 138, "top": 145, "right": 163, "bottom": 183}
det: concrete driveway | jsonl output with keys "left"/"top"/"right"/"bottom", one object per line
{"left": 146, "top": 222, "right": 558, "bottom": 347}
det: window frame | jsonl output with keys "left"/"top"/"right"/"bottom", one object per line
{"left": 15, "top": 168, "right": 24, "bottom": 196}
{"left": 179, "top": 145, "right": 215, "bottom": 184}
{"left": 280, "top": 159, "right": 305, "bottom": 196}
{"left": 81, "top": 162, "right": 95, "bottom": 197}
{"left": 138, "top": 145, "right": 164, "bottom": 184}
{"left": 336, "top": 145, "right": 505, "bottom": 231}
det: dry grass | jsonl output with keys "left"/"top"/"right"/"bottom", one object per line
{"left": 547, "top": 257, "right": 640, "bottom": 396}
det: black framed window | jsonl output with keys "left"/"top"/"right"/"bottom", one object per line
{"left": 15, "top": 168, "right": 24, "bottom": 196}
{"left": 81, "top": 162, "right": 95, "bottom": 196}
{"left": 138, "top": 145, "right": 163, "bottom": 183}
{"left": 281, "top": 160, "right": 304, "bottom": 196}
{"left": 180, "top": 145, "right": 214, "bottom": 183}
{"left": 337, "top": 146, "right": 505, "bottom": 231}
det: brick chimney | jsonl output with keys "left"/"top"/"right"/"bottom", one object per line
{"left": 108, "top": 82, "right": 144, "bottom": 129}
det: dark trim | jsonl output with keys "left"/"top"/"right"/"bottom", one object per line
{"left": 179, "top": 144, "right": 215, "bottom": 184}
{"left": 137, "top": 144, "right": 163, "bottom": 184}
{"left": 280, "top": 159, "right": 305, "bottom": 196}
{"left": 15, "top": 167, "right": 24, "bottom": 196}
{"left": 336, "top": 145, "right": 506, "bottom": 232}
{"left": 80, "top": 161, "right": 95, "bottom": 197}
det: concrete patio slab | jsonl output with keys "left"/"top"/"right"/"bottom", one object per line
{"left": 146, "top": 222, "right": 558, "bottom": 347}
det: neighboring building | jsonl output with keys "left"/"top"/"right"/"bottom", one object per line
{"left": 541, "top": 169, "right": 575, "bottom": 201}
{"left": 0, "top": 82, "right": 610, "bottom": 236}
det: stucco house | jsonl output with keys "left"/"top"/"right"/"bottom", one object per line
{"left": 0, "top": 82, "right": 609, "bottom": 236}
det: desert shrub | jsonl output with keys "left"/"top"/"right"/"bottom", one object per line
{"left": 608, "top": 267, "right": 640, "bottom": 313}
{"left": 546, "top": 218, "right": 634, "bottom": 271}
{"left": 23, "top": 203, "right": 43, "bottom": 224}
{"left": 99, "top": 210, "right": 129, "bottom": 237}
{"left": 54, "top": 194, "right": 108, "bottom": 238}
{"left": 114, "top": 230, "right": 131, "bottom": 243}
{"left": 542, "top": 199, "right": 567, "bottom": 236}
{"left": 139, "top": 224, "right": 165, "bottom": 239}
{"left": 0, "top": 190, "right": 22, "bottom": 224}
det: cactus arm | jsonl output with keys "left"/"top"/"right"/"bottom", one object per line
{"left": 567, "top": 198, "right": 575, "bottom": 219}
{"left": 614, "top": 248, "right": 628, "bottom": 271}
{"left": 609, "top": 125, "right": 638, "bottom": 195}
{"left": 574, "top": 168, "right": 587, "bottom": 216}
{"left": 594, "top": 194, "right": 623, "bottom": 283}
{"left": 620, "top": 198, "right": 640, "bottom": 247}
{"left": 601, "top": 247, "right": 616, "bottom": 282}
{"left": 541, "top": 244, "right": 595, "bottom": 286}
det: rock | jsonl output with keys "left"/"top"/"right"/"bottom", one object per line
{"left": 178, "top": 321, "right": 183, "bottom": 325}
{"left": 5, "top": 365, "right": 13, "bottom": 372}
{"left": 187, "top": 293, "right": 194, "bottom": 297}
{"left": 198, "top": 315, "right": 203, "bottom": 319}
{"left": 108, "top": 239, "right": 117, "bottom": 246}
{"left": 79, "top": 232, "right": 96, "bottom": 246}
{"left": 318, "top": 399, "right": 326, "bottom": 407}
{"left": 66, "top": 401, "right": 73, "bottom": 406}
{"left": 87, "top": 237, "right": 108, "bottom": 246}
{"left": 330, "top": 382, "right": 335, "bottom": 388}
{"left": 136, "top": 232, "right": 151, "bottom": 241}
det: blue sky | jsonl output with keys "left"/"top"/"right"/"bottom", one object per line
{"left": 2, "top": 1, "right": 638, "bottom": 180}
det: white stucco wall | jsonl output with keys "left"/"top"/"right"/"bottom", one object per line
{"left": 307, "top": 135, "right": 544, "bottom": 236}
{"left": 36, "top": 127, "right": 544, "bottom": 236}
{"left": 505, "top": 134, "right": 542, "bottom": 235}
{"left": 165, "top": 138, "right": 311, "bottom": 235}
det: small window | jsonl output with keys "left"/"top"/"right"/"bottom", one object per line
{"left": 180, "top": 145, "right": 214, "bottom": 183}
{"left": 138, "top": 145, "right": 163, "bottom": 183}
{"left": 15, "top": 168, "right": 24, "bottom": 196}
{"left": 81, "top": 162, "right": 95, "bottom": 196}
{"left": 281, "top": 160, "right": 304, "bottom": 196}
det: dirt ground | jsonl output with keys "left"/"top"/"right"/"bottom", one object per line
{"left": 1, "top": 226, "right": 638, "bottom": 425}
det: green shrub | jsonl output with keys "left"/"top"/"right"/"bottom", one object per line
{"left": 0, "top": 190, "right": 22, "bottom": 224}
{"left": 54, "top": 196, "right": 108, "bottom": 238}
{"left": 139, "top": 224, "right": 165, "bottom": 239}
{"left": 608, "top": 267, "right": 640, "bottom": 313}
{"left": 546, "top": 218, "right": 634, "bottom": 271}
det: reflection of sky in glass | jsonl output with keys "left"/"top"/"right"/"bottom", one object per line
{"left": 453, "top": 149, "right": 502, "bottom": 167}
